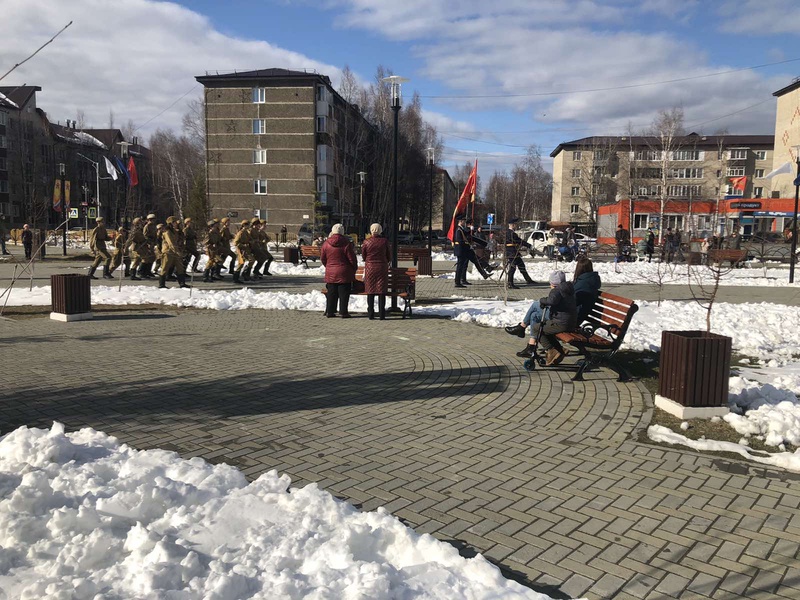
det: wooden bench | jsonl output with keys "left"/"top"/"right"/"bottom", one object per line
{"left": 397, "top": 246, "right": 432, "bottom": 276}
{"left": 708, "top": 249, "right": 746, "bottom": 267}
{"left": 299, "top": 245, "right": 322, "bottom": 267}
{"left": 321, "top": 266, "right": 417, "bottom": 318}
{"left": 553, "top": 292, "right": 639, "bottom": 382}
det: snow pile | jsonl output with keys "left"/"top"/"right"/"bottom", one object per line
{"left": 0, "top": 91, "right": 19, "bottom": 108}
{"left": 73, "top": 131, "right": 108, "bottom": 149}
{"left": 0, "top": 423, "right": 557, "bottom": 600}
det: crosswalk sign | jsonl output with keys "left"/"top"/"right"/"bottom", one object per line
{"left": 68, "top": 208, "right": 79, "bottom": 219}
{"left": 88, "top": 207, "right": 97, "bottom": 219}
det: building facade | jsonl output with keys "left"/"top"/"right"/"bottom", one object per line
{"left": 550, "top": 134, "right": 775, "bottom": 224}
{"left": 196, "top": 68, "right": 373, "bottom": 236}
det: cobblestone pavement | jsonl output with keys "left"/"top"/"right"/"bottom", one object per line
{"left": 2, "top": 307, "right": 800, "bottom": 600}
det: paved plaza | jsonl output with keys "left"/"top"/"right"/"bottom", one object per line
{"left": 2, "top": 259, "right": 800, "bottom": 599}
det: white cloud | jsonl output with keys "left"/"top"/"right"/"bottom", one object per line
{"left": 420, "top": 109, "right": 475, "bottom": 134}
{"left": 718, "top": 0, "right": 800, "bottom": 34}
{"left": 0, "top": 0, "right": 344, "bottom": 140}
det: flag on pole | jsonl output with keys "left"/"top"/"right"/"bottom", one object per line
{"left": 765, "top": 161, "right": 793, "bottom": 179}
{"left": 731, "top": 176, "right": 747, "bottom": 192}
{"left": 447, "top": 160, "right": 478, "bottom": 241}
{"left": 53, "top": 180, "right": 62, "bottom": 213}
{"left": 114, "top": 156, "right": 130, "bottom": 185}
{"left": 104, "top": 156, "right": 118, "bottom": 180}
{"left": 128, "top": 156, "right": 139, "bottom": 187}
{"left": 64, "top": 181, "right": 71, "bottom": 210}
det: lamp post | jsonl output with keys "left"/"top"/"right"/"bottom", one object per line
{"left": 58, "top": 162, "right": 67, "bottom": 256}
{"left": 381, "top": 75, "right": 408, "bottom": 271}
{"left": 357, "top": 171, "right": 366, "bottom": 242}
{"left": 427, "top": 147, "right": 435, "bottom": 252}
{"left": 791, "top": 146, "right": 800, "bottom": 283}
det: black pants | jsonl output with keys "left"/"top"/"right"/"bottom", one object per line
{"left": 24, "top": 243, "right": 32, "bottom": 259}
{"left": 455, "top": 252, "right": 469, "bottom": 284}
{"left": 507, "top": 255, "right": 532, "bottom": 284}
{"left": 326, "top": 283, "right": 351, "bottom": 316}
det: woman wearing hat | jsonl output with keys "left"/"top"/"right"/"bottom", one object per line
{"left": 361, "top": 223, "right": 391, "bottom": 320}
{"left": 321, "top": 223, "right": 357, "bottom": 318}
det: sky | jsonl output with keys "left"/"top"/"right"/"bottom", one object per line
{"left": 2, "top": 0, "right": 800, "bottom": 176}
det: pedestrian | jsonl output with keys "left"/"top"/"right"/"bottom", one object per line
{"left": 21, "top": 224, "right": 33, "bottom": 259}
{"left": 645, "top": 228, "right": 655, "bottom": 263}
{"left": 664, "top": 228, "right": 675, "bottom": 263}
{"left": 0, "top": 214, "right": 9, "bottom": 255}
{"left": 453, "top": 214, "right": 470, "bottom": 288}
{"left": 674, "top": 229, "right": 685, "bottom": 262}
{"left": 233, "top": 220, "right": 254, "bottom": 283}
{"left": 321, "top": 223, "right": 357, "bottom": 318}
{"left": 505, "top": 218, "right": 535, "bottom": 289}
{"left": 615, "top": 224, "right": 631, "bottom": 262}
{"left": 280, "top": 224, "right": 287, "bottom": 245}
{"left": 183, "top": 218, "right": 201, "bottom": 273}
{"left": 88, "top": 217, "right": 112, "bottom": 280}
{"left": 361, "top": 222, "right": 391, "bottom": 320}
{"left": 546, "top": 228, "right": 558, "bottom": 260}
{"left": 701, "top": 236, "right": 710, "bottom": 265}
{"left": 159, "top": 216, "right": 189, "bottom": 289}
{"left": 529, "top": 271, "right": 578, "bottom": 366}
{"left": 487, "top": 232, "right": 497, "bottom": 259}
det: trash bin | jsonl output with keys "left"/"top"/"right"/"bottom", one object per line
{"left": 284, "top": 247, "right": 299, "bottom": 265}
{"left": 50, "top": 274, "right": 93, "bottom": 322}
{"left": 656, "top": 330, "right": 731, "bottom": 419}
{"left": 687, "top": 252, "right": 702, "bottom": 265}
{"left": 417, "top": 254, "right": 432, "bottom": 276}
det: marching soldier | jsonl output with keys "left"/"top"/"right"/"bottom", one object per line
{"left": 251, "top": 218, "right": 274, "bottom": 278}
{"left": 202, "top": 219, "right": 221, "bottom": 282}
{"left": 233, "top": 219, "right": 254, "bottom": 283}
{"left": 183, "top": 217, "right": 201, "bottom": 272}
{"left": 88, "top": 217, "right": 112, "bottom": 280}
{"left": 128, "top": 217, "right": 148, "bottom": 280}
{"left": 108, "top": 226, "right": 127, "bottom": 277}
{"left": 154, "top": 223, "right": 166, "bottom": 276}
{"left": 505, "top": 217, "right": 535, "bottom": 289}
{"left": 142, "top": 213, "right": 158, "bottom": 278}
{"left": 159, "top": 216, "right": 189, "bottom": 289}
{"left": 453, "top": 214, "right": 470, "bottom": 288}
{"left": 219, "top": 217, "right": 237, "bottom": 276}
{"left": 466, "top": 219, "right": 491, "bottom": 280}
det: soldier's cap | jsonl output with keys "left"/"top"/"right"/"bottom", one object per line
{"left": 240, "top": 219, "right": 250, "bottom": 226}
{"left": 213, "top": 218, "right": 220, "bottom": 223}
{"left": 156, "top": 223, "right": 164, "bottom": 229}
{"left": 206, "top": 219, "right": 216, "bottom": 227}
{"left": 166, "top": 216, "right": 176, "bottom": 224}
{"left": 220, "top": 217, "right": 230, "bottom": 223}
{"left": 146, "top": 213, "right": 156, "bottom": 219}
{"left": 95, "top": 217, "right": 104, "bottom": 222}
{"left": 132, "top": 217, "right": 142, "bottom": 224}
{"left": 466, "top": 218, "right": 473, "bottom": 225}
{"left": 117, "top": 226, "right": 125, "bottom": 231}
{"left": 508, "top": 217, "right": 520, "bottom": 224}
{"left": 184, "top": 217, "right": 192, "bottom": 223}
{"left": 250, "top": 217, "right": 260, "bottom": 225}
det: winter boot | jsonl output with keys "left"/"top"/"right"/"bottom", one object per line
{"left": 378, "top": 296, "right": 386, "bottom": 320}
{"left": 477, "top": 262, "right": 491, "bottom": 279}
{"left": 202, "top": 268, "right": 212, "bottom": 283}
{"left": 103, "top": 266, "right": 113, "bottom": 280}
{"left": 242, "top": 266, "right": 251, "bottom": 282}
{"left": 88, "top": 266, "right": 98, "bottom": 280}
{"left": 178, "top": 274, "right": 190, "bottom": 289}
{"left": 367, "top": 294, "right": 375, "bottom": 320}
{"left": 228, "top": 257, "right": 237, "bottom": 273}
{"left": 130, "top": 270, "right": 142, "bottom": 281}
{"left": 516, "top": 344, "right": 536, "bottom": 358}
{"left": 232, "top": 269, "right": 241, "bottom": 283}
{"left": 505, "top": 324, "right": 526, "bottom": 338}
{"left": 158, "top": 274, "right": 168, "bottom": 289}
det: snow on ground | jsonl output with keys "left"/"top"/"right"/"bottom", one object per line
{"left": 0, "top": 423, "right": 558, "bottom": 600}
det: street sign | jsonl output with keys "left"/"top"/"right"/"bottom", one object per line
{"left": 226, "top": 211, "right": 238, "bottom": 218}
{"left": 88, "top": 207, "right": 97, "bottom": 219}
{"left": 487, "top": 213, "right": 494, "bottom": 225}
{"left": 730, "top": 202, "right": 762, "bottom": 210}
{"left": 68, "top": 208, "right": 79, "bottom": 219}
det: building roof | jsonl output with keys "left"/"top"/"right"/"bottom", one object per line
{"left": 82, "top": 129, "right": 125, "bottom": 149}
{"left": 195, "top": 68, "right": 331, "bottom": 86}
{"left": 550, "top": 133, "right": 775, "bottom": 157}
{"left": 0, "top": 85, "right": 42, "bottom": 109}
{"left": 49, "top": 122, "right": 108, "bottom": 150}
{"left": 773, "top": 78, "right": 800, "bottom": 98}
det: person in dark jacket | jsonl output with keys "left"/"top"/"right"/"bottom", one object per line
{"left": 516, "top": 271, "right": 577, "bottom": 365}
{"left": 645, "top": 228, "right": 655, "bottom": 263}
{"left": 321, "top": 223, "right": 358, "bottom": 318}
{"left": 21, "top": 224, "right": 33, "bottom": 259}
{"left": 361, "top": 223, "right": 391, "bottom": 320}
{"left": 453, "top": 215, "right": 470, "bottom": 288}
{"left": 572, "top": 257, "right": 601, "bottom": 323}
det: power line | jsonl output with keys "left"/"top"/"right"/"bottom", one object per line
{"left": 421, "top": 56, "right": 800, "bottom": 99}
{"left": 135, "top": 84, "right": 200, "bottom": 133}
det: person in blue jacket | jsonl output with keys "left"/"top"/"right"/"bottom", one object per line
{"left": 572, "top": 257, "right": 601, "bottom": 323}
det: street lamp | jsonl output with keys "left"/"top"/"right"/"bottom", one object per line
{"left": 57, "top": 162, "right": 67, "bottom": 256}
{"left": 357, "top": 171, "right": 366, "bottom": 242}
{"left": 790, "top": 146, "right": 800, "bottom": 283}
{"left": 381, "top": 75, "right": 408, "bottom": 272}
{"left": 427, "top": 147, "right": 435, "bottom": 252}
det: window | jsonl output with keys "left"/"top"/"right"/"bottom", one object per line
{"left": 317, "top": 176, "right": 327, "bottom": 193}
{"left": 663, "top": 215, "right": 684, "bottom": 230}
{"left": 316, "top": 86, "right": 328, "bottom": 102}
{"left": 571, "top": 168, "right": 581, "bottom": 178}
{"left": 594, "top": 150, "right": 608, "bottom": 161}
{"left": 572, "top": 151, "right": 581, "bottom": 160}
{"left": 729, "top": 149, "right": 747, "bottom": 160}
{"left": 0, "top": 181, "right": 8, "bottom": 193}
{"left": 570, "top": 186, "right": 580, "bottom": 196}
{"left": 633, "top": 214, "right": 649, "bottom": 229}
{"left": 635, "top": 149, "right": 660, "bottom": 161}
{"left": 673, "top": 150, "right": 700, "bottom": 161}
{"left": 671, "top": 168, "right": 703, "bottom": 179}
{"left": 755, "top": 168, "right": 765, "bottom": 178}
{"left": 254, "top": 179, "right": 267, "bottom": 195}
{"left": 726, "top": 167, "right": 745, "bottom": 177}
{"left": 667, "top": 185, "right": 702, "bottom": 197}
{"left": 316, "top": 116, "right": 327, "bottom": 133}
{"left": 754, "top": 186, "right": 763, "bottom": 198}
{"left": 570, "top": 204, "right": 580, "bottom": 215}
{"left": 632, "top": 167, "right": 662, "bottom": 179}
{"left": 695, "top": 215, "right": 713, "bottom": 230}
{"left": 253, "top": 149, "right": 266, "bottom": 164}
{"left": 725, "top": 185, "right": 744, "bottom": 197}
{"left": 318, "top": 145, "right": 328, "bottom": 162}
{"left": 252, "top": 119, "right": 265, "bottom": 134}
{"left": 0, "top": 112, "right": 6, "bottom": 126}
{"left": 0, "top": 135, "right": 6, "bottom": 148}
{"left": 755, "top": 150, "right": 767, "bottom": 160}
{"left": 252, "top": 87, "right": 265, "bottom": 103}
{"left": 0, "top": 157, "right": 6, "bottom": 171}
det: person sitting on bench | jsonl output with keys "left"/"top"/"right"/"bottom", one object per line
{"left": 573, "top": 257, "right": 601, "bottom": 324}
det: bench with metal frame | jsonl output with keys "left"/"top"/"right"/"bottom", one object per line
{"left": 321, "top": 266, "right": 417, "bottom": 318}
{"left": 299, "top": 245, "right": 322, "bottom": 267}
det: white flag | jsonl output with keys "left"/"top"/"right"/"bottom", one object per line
{"left": 104, "top": 156, "right": 118, "bottom": 180}
{"left": 764, "top": 161, "right": 793, "bottom": 179}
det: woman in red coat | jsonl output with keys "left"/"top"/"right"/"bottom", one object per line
{"left": 361, "top": 223, "right": 391, "bottom": 320}
{"left": 321, "top": 223, "right": 358, "bottom": 318}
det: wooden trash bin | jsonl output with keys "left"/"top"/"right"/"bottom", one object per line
{"left": 50, "top": 274, "right": 93, "bottom": 322}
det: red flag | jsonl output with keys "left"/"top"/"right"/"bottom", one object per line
{"left": 447, "top": 160, "right": 477, "bottom": 241}
{"left": 128, "top": 156, "right": 139, "bottom": 187}
{"left": 731, "top": 176, "right": 747, "bottom": 191}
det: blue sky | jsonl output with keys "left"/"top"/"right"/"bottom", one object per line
{"left": 3, "top": 0, "right": 800, "bottom": 175}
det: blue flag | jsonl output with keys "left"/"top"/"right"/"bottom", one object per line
{"left": 114, "top": 156, "right": 131, "bottom": 185}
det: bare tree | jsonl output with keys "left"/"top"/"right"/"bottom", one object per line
{"left": 75, "top": 109, "right": 87, "bottom": 130}
{"left": 688, "top": 258, "right": 733, "bottom": 332}
{"left": 573, "top": 138, "right": 619, "bottom": 223}
{"left": 645, "top": 107, "right": 685, "bottom": 243}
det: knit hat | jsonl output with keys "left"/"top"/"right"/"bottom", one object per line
{"left": 331, "top": 223, "right": 345, "bottom": 236}
{"left": 549, "top": 270, "right": 566, "bottom": 286}
{"left": 370, "top": 223, "right": 382, "bottom": 235}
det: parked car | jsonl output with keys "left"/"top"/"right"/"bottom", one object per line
{"left": 397, "top": 231, "right": 415, "bottom": 245}
{"left": 573, "top": 232, "right": 598, "bottom": 248}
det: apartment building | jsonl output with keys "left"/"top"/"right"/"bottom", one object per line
{"left": 549, "top": 134, "right": 775, "bottom": 223}
{"left": 195, "top": 68, "right": 372, "bottom": 234}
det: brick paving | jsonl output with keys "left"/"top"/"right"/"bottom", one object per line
{"left": 2, "top": 300, "right": 800, "bottom": 600}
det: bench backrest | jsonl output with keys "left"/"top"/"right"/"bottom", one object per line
{"left": 708, "top": 249, "right": 745, "bottom": 259}
{"left": 300, "top": 245, "right": 322, "bottom": 257}
{"left": 584, "top": 292, "right": 639, "bottom": 350}
{"left": 355, "top": 266, "right": 417, "bottom": 298}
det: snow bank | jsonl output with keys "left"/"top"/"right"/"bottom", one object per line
{"left": 0, "top": 423, "right": 557, "bottom": 600}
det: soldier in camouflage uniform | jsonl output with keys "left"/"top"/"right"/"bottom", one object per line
{"left": 88, "top": 217, "right": 113, "bottom": 280}
{"left": 142, "top": 213, "right": 158, "bottom": 278}
{"left": 159, "top": 216, "right": 189, "bottom": 289}
{"left": 128, "top": 217, "right": 149, "bottom": 280}
{"left": 219, "top": 217, "right": 237, "bottom": 275}
{"left": 202, "top": 219, "right": 221, "bottom": 282}
{"left": 109, "top": 226, "right": 128, "bottom": 277}
{"left": 183, "top": 217, "right": 201, "bottom": 272}
{"left": 251, "top": 218, "right": 274, "bottom": 279}
{"left": 233, "top": 219, "right": 254, "bottom": 283}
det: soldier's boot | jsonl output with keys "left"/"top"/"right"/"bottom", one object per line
{"left": 88, "top": 266, "right": 98, "bottom": 280}
{"left": 242, "top": 266, "right": 252, "bottom": 282}
{"left": 103, "top": 265, "right": 114, "bottom": 279}
{"left": 477, "top": 261, "right": 491, "bottom": 280}
{"left": 183, "top": 255, "right": 191, "bottom": 270}
{"left": 264, "top": 258, "right": 273, "bottom": 276}
{"left": 192, "top": 256, "right": 202, "bottom": 272}
{"left": 232, "top": 269, "right": 241, "bottom": 283}
{"left": 167, "top": 267, "right": 178, "bottom": 282}
{"left": 158, "top": 274, "right": 168, "bottom": 289}
{"left": 252, "top": 261, "right": 263, "bottom": 279}
{"left": 214, "top": 266, "right": 224, "bottom": 279}
{"left": 177, "top": 274, "right": 190, "bottom": 289}
{"left": 202, "top": 268, "right": 212, "bottom": 283}
{"left": 228, "top": 257, "right": 237, "bottom": 273}
{"left": 130, "top": 269, "right": 142, "bottom": 281}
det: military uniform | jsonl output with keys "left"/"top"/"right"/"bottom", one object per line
{"left": 203, "top": 220, "right": 222, "bottom": 282}
{"left": 109, "top": 227, "right": 128, "bottom": 276}
{"left": 453, "top": 218, "right": 470, "bottom": 288}
{"left": 219, "top": 217, "right": 237, "bottom": 274}
{"left": 88, "top": 218, "right": 112, "bottom": 279}
{"left": 142, "top": 214, "right": 158, "bottom": 277}
{"left": 250, "top": 218, "right": 274, "bottom": 278}
{"left": 183, "top": 218, "right": 201, "bottom": 272}
{"left": 232, "top": 220, "right": 254, "bottom": 282}
{"left": 159, "top": 217, "right": 188, "bottom": 288}
{"left": 128, "top": 218, "right": 151, "bottom": 280}
{"left": 505, "top": 219, "right": 534, "bottom": 289}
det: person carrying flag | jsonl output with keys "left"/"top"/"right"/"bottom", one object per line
{"left": 453, "top": 214, "right": 470, "bottom": 289}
